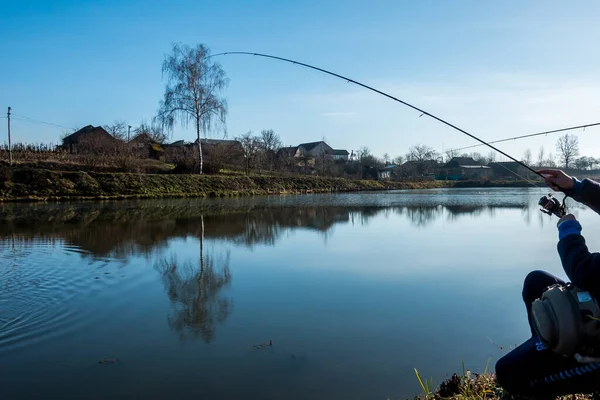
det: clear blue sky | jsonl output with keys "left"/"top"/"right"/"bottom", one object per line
{"left": 2, "top": 0, "right": 600, "bottom": 162}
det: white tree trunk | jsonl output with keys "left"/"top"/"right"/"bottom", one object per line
{"left": 196, "top": 118, "right": 203, "bottom": 174}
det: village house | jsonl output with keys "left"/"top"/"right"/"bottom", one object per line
{"left": 277, "top": 141, "right": 349, "bottom": 163}
{"left": 61, "top": 125, "right": 118, "bottom": 153}
{"left": 395, "top": 160, "right": 440, "bottom": 179}
{"left": 129, "top": 133, "right": 165, "bottom": 160}
{"left": 377, "top": 164, "right": 398, "bottom": 180}
{"left": 435, "top": 157, "right": 491, "bottom": 180}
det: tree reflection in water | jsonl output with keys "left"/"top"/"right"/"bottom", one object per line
{"left": 155, "top": 217, "right": 233, "bottom": 342}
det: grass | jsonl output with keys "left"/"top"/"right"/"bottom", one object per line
{"left": 0, "top": 167, "right": 459, "bottom": 202}
{"left": 0, "top": 165, "right": 548, "bottom": 202}
{"left": 408, "top": 360, "right": 595, "bottom": 400}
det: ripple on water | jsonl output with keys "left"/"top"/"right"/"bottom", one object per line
{"left": 0, "top": 239, "right": 138, "bottom": 356}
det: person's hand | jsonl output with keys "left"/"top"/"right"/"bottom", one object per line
{"left": 537, "top": 169, "right": 574, "bottom": 192}
{"left": 557, "top": 213, "right": 576, "bottom": 228}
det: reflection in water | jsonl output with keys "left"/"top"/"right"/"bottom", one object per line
{"left": 155, "top": 249, "right": 232, "bottom": 342}
{"left": 1, "top": 202, "right": 549, "bottom": 257}
{"left": 2, "top": 190, "right": 580, "bottom": 400}
{"left": 155, "top": 215, "right": 233, "bottom": 342}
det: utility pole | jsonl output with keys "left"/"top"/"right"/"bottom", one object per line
{"left": 128, "top": 125, "right": 131, "bottom": 141}
{"left": 7, "top": 107, "right": 12, "bottom": 166}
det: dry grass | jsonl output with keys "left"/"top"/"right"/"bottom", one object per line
{"left": 408, "top": 362, "right": 595, "bottom": 400}
{"left": 0, "top": 144, "right": 173, "bottom": 174}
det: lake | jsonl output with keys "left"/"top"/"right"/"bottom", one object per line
{"left": 2, "top": 187, "right": 598, "bottom": 400}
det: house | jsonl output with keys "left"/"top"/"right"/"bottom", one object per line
{"left": 377, "top": 164, "right": 398, "bottom": 180}
{"left": 61, "top": 125, "right": 118, "bottom": 153}
{"left": 331, "top": 149, "right": 349, "bottom": 162}
{"left": 277, "top": 141, "right": 349, "bottom": 163}
{"left": 129, "top": 133, "right": 165, "bottom": 160}
{"left": 459, "top": 165, "right": 493, "bottom": 180}
{"left": 436, "top": 157, "right": 484, "bottom": 180}
{"left": 395, "top": 160, "right": 440, "bottom": 179}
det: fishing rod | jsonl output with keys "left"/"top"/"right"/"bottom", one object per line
{"left": 211, "top": 51, "right": 577, "bottom": 217}
{"left": 209, "top": 51, "right": 546, "bottom": 179}
{"left": 451, "top": 122, "right": 600, "bottom": 153}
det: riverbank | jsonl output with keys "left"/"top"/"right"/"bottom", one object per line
{"left": 0, "top": 167, "right": 542, "bottom": 202}
{"left": 409, "top": 369, "right": 593, "bottom": 400}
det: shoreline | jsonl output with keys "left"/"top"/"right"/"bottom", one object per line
{"left": 0, "top": 167, "right": 543, "bottom": 203}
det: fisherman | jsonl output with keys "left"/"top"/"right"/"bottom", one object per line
{"left": 495, "top": 169, "right": 600, "bottom": 397}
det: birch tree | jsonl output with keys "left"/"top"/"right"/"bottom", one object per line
{"left": 156, "top": 43, "right": 229, "bottom": 174}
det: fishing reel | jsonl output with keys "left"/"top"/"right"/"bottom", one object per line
{"left": 539, "top": 193, "right": 567, "bottom": 218}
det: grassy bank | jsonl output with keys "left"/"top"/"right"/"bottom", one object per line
{"left": 0, "top": 167, "right": 541, "bottom": 202}
{"left": 408, "top": 367, "right": 593, "bottom": 400}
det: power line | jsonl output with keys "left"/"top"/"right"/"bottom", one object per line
{"left": 449, "top": 122, "right": 600, "bottom": 153}
{"left": 11, "top": 113, "right": 72, "bottom": 130}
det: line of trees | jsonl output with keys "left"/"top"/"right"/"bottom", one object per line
{"left": 370, "top": 133, "right": 594, "bottom": 171}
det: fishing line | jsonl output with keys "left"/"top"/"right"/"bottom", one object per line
{"left": 209, "top": 51, "right": 545, "bottom": 179}
{"left": 451, "top": 122, "right": 600, "bottom": 152}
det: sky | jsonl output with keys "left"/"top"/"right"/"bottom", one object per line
{"left": 2, "top": 0, "right": 600, "bottom": 163}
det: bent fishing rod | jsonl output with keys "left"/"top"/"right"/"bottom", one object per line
{"left": 210, "top": 51, "right": 547, "bottom": 179}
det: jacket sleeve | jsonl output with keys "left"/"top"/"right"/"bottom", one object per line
{"left": 564, "top": 178, "right": 600, "bottom": 215}
{"left": 557, "top": 220, "right": 600, "bottom": 292}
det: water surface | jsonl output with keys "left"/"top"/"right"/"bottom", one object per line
{"left": 2, "top": 188, "right": 598, "bottom": 399}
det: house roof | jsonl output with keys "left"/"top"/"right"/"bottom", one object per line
{"left": 195, "top": 138, "right": 240, "bottom": 145}
{"left": 278, "top": 146, "right": 299, "bottom": 157}
{"left": 165, "top": 140, "right": 187, "bottom": 147}
{"left": 443, "top": 157, "right": 479, "bottom": 167}
{"left": 62, "top": 125, "right": 114, "bottom": 144}
{"left": 460, "top": 165, "right": 491, "bottom": 169}
{"left": 332, "top": 149, "right": 349, "bottom": 155}
{"left": 298, "top": 141, "right": 331, "bottom": 151}
{"left": 129, "top": 133, "right": 158, "bottom": 144}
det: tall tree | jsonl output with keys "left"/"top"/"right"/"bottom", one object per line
{"left": 259, "top": 129, "right": 282, "bottom": 171}
{"left": 537, "top": 146, "right": 545, "bottom": 167}
{"left": 545, "top": 152, "right": 557, "bottom": 168}
{"left": 522, "top": 148, "right": 532, "bottom": 165}
{"left": 393, "top": 155, "right": 405, "bottom": 165}
{"left": 238, "top": 131, "right": 260, "bottom": 175}
{"left": 406, "top": 144, "right": 438, "bottom": 162}
{"left": 156, "top": 43, "right": 229, "bottom": 174}
{"left": 556, "top": 134, "right": 579, "bottom": 169}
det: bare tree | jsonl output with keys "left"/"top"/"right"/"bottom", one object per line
{"left": 156, "top": 43, "right": 229, "bottom": 174}
{"left": 393, "top": 155, "right": 404, "bottom": 165}
{"left": 522, "top": 148, "right": 532, "bottom": 165}
{"left": 486, "top": 151, "right": 497, "bottom": 165}
{"left": 537, "top": 146, "right": 545, "bottom": 167}
{"left": 445, "top": 148, "right": 459, "bottom": 162}
{"left": 406, "top": 144, "right": 438, "bottom": 162}
{"left": 238, "top": 131, "right": 260, "bottom": 174}
{"left": 545, "top": 152, "right": 557, "bottom": 168}
{"left": 259, "top": 129, "right": 282, "bottom": 172}
{"left": 556, "top": 134, "right": 579, "bottom": 169}
{"left": 135, "top": 120, "right": 169, "bottom": 144}
{"left": 104, "top": 120, "right": 128, "bottom": 140}
{"left": 383, "top": 153, "right": 390, "bottom": 165}
{"left": 358, "top": 146, "right": 371, "bottom": 161}
{"left": 470, "top": 152, "right": 485, "bottom": 164}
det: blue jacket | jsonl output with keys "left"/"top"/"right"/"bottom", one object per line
{"left": 557, "top": 177, "right": 600, "bottom": 296}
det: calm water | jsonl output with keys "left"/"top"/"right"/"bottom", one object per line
{"left": 2, "top": 188, "right": 599, "bottom": 399}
